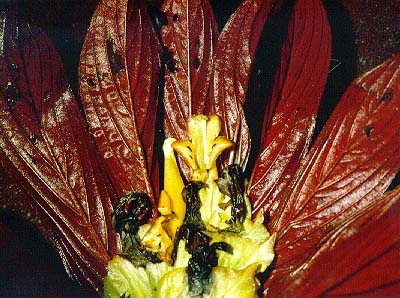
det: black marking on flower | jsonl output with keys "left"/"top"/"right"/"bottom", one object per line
{"left": 188, "top": 241, "right": 232, "bottom": 298}
{"left": 216, "top": 164, "right": 247, "bottom": 230}
{"left": 182, "top": 181, "right": 205, "bottom": 227}
{"left": 112, "top": 192, "right": 153, "bottom": 235}
{"left": 112, "top": 192, "right": 159, "bottom": 266}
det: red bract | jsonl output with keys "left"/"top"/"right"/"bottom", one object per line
{"left": 160, "top": 0, "right": 218, "bottom": 139}
{"left": 79, "top": 0, "right": 161, "bottom": 204}
{"left": 0, "top": 5, "right": 120, "bottom": 292}
{"left": 0, "top": 0, "right": 399, "bottom": 297}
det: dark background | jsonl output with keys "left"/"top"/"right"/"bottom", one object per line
{"left": 1, "top": 0, "right": 399, "bottom": 296}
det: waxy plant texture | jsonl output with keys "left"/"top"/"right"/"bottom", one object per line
{"left": 1, "top": 0, "right": 399, "bottom": 297}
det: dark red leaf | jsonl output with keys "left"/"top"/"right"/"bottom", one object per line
{"left": 265, "top": 187, "right": 400, "bottom": 297}
{"left": 160, "top": 0, "right": 218, "bottom": 177}
{"left": 79, "top": 0, "right": 161, "bottom": 202}
{"left": 206, "top": 0, "right": 283, "bottom": 168}
{"left": 263, "top": 55, "right": 400, "bottom": 296}
{"left": 326, "top": 243, "right": 400, "bottom": 296}
{"left": 249, "top": 0, "right": 332, "bottom": 225}
{"left": 0, "top": 160, "right": 30, "bottom": 214}
{"left": 0, "top": 7, "right": 120, "bottom": 292}
{"left": 274, "top": 55, "right": 400, "bottom": 237}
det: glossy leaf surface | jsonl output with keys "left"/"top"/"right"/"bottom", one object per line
{"left": 0, "top": 7, "right": 120, "bottom": 292}
{"left": 249, "top": 0, "right": 332, "bottom": 225}
{"left": 207, "top": 0, "right": 283, "bottom": 168}
{"left": 266, "top": 187, "right": 400, "bottom": 297}
{"left": 326, "top": 242, "right": 400, "bottom": 297}
{"left": 0, "top": 1, "right": 399, "bottom": 296}
{"left": 265, "top": 55, "right": 400, "bottom": 296}
{"left": 80, "top": 0, "right": 161, "bottom": 202}
{"left": 160, "top": 0, "right": 218, "bottom": 145}
{"left": 279, "top": 55, "right": 400, "bottom": 233}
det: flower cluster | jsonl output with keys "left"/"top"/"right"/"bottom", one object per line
{"left": 0, "top": 0, "right": 399, "bottom": 297}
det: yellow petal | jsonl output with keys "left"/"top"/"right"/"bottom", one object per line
{"left": 162, "top": 138, "right": 185, "bottom": 223}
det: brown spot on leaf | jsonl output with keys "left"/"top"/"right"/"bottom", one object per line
{"left": 106, "top": 40, "right": 125, "bottom": 74}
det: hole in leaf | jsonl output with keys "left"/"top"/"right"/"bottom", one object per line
{"left": 5, "top": 83, "right": 22, "bottom": 108}
{"left": 173, "top": 14, "right": 178, "bottom": 22}
{"left": 363, "top": 126, "right": 374, "bottom": 138}
{"left": 6, "top": 98, "right": 15, "bottom": 109}
{"left": 8, "top": 64, "right": 18, "bottom": 71}
{"left": 29, "top": 135, "right": 38, "bottom": 144}
{"left": 86, "top": 78, "right": 95, "bottom": 87}
{"left": 380, "top": 89, "right": 393, "bottom": 103}
{"left": 193, "top": 57, "right": 200, "bottom": 69}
